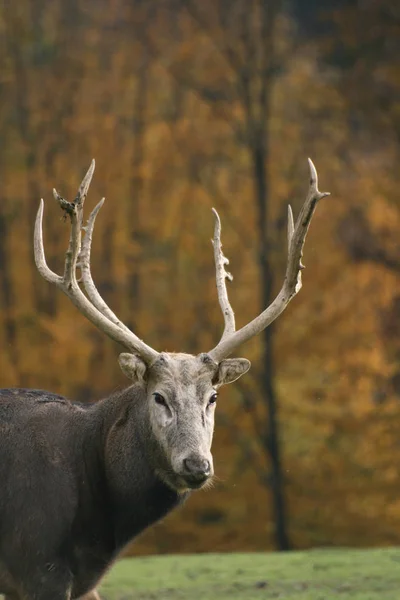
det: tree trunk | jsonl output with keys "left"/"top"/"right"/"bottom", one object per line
{"left": 252, "top": 140, "right": 290, "bottom": 551}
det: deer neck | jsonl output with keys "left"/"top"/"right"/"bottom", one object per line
{"left": 91, "top": 386, "right": 189, "bottom": 551}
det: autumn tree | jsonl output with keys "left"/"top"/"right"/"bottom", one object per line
{"left": 314, "top": 0, "right": 400, "bottom": 401}
{"left": 132, "top": 0, "right": 316, "bottom": 550}
{"left": 2, "top": 0, "right": 400, "bottom": 554}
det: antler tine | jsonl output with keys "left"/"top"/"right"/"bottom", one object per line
{"left": 211, "top": 208, "right": 235, "bottom": 340}
{"left": 34, "top": 162, "right": 159, "bottom": 365}
{"left": 209, "top": 158, "right": 329, "bottom": 362}
{"left": 53, "top": 194, "right": 81, "bottom": 288}
{"left": 51, "top": 161, "right": 96, "bottom": 287}
{"left": 34, "top": 199, "right": 63, "bottom": 286}
{"left": 75, "top": 158, "right": 95, "bottom": 207}
{"left": 79, "top": 199, "right": 133, "bottom": 335}
{"left": 287, "top": 204, "right": 295, "bottom": 253}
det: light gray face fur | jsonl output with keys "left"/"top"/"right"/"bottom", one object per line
{"left": 118, "top": 351, "right": 250, "bottom": 492}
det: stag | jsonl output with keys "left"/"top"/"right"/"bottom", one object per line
{"left": 0, "top": 159, "right": 329, "bottom": 600}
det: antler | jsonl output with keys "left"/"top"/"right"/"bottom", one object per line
{"left": 34, "top": 160, "right": 159, "bottom": 365}
{"left": 209, "top": 158, "right": 330, "bottom": 362}
{"left": 211, "top": 208, "right": 235, "bottom": 340}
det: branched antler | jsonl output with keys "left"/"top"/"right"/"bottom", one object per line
{"left": 209, "top": 158, "right": 329, "bottom": 362}
{"left": 211, "top": 208, "right": 235, "bottom": 340}
{"left": 34, "top": 161, "right": 159, "bottom": 364}
{"left": 34, "top": 157, "right": 328, "bottom": 366}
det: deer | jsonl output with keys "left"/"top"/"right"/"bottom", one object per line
{"left": 0, "top": 159, "right": 329, "bottom": 600}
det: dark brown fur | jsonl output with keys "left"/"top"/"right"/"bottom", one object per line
{"left": 0, "top": 386, "right": 188, "bottom": 600}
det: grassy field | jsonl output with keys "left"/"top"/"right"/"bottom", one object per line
{"left": 100, "top": 547, "right": 400, "bottom": 600}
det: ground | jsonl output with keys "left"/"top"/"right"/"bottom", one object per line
{"left": 100, "top": 547, "right": 400, "bottom": 599}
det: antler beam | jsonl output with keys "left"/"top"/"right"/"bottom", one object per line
{"left": 209, "top": 158, "right": 329, "bottom": 362}
{"left": 211, "top": 208, "right": 235, "bottom": 340}
{"left": 78, "top": 198, "right": 134, "bottom": 336}
{"left": 34, "top": 161, "right": 159, "bottom": 365}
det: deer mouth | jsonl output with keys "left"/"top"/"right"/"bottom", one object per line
{"left": 181, "top": 473, "right": 210, "bottom": 490}
{"left": 155, "top": 468, "right": 211, "bottom": 493}
{"left": 160, "top": 468, "right": 212, "bottom": 492}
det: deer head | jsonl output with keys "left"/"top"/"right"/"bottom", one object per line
{"left": 34, "top": 159, "right": 328, "bottom": 491}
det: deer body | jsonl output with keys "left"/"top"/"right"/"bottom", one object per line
{"left": 0, "top": 159, "right": 328, "bottom": 600}
{"left": 0, "top": 385, "right": 187, "bottom": 598}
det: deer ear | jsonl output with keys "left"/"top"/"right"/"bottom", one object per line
{"left": 213, "top": 358, "right": 251, "bottom": 388}
{"left": 118, "top": 353, "right": 147, "bottom": 383}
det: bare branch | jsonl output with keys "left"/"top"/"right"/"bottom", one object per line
{"left": 34, "top": 162, "right": 159, "bottom": 365}
{"left": 209, "top": 158, "right": 329, "bottom": 361}
{"left": 182, "top": 0, "right": 242, "bottom": 75}
{"left": 212, "top": 208, "right": 235, "bottom": 339}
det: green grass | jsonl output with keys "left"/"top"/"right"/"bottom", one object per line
{"left": 100, "top": 547, "right": 400, "bottom": 600}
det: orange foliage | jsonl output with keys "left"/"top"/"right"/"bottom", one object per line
{"left": 0, "top": 0, "right": 399, "bottom": 553}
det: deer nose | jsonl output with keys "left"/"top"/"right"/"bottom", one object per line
{"left": 183, "top": 457, "right": 211, "bottom": 479}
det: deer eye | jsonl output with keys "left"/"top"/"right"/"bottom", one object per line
{"left": 208, "top": 392, "right": 218, "bottom": 406}
{"left": 153, "top": 393, "right": 167, "bottom": 407}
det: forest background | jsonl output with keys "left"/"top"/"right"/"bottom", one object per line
{"left": 0, "top": 0, "right": 399, "bottom": 554}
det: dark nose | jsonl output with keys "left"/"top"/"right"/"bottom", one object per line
{"left": 183, "top": 457, "right": 211, "bottom": 480}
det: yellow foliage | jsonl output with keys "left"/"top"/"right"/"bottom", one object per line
{"left": 0, "top": 0, "right": 399, "bottom": 553}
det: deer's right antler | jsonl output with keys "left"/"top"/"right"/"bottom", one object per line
{"left": 34, "top": 160, "right": 159, "bottom": 365}
{"left": 209, "top": 158, "right": 330, "bottom": 362}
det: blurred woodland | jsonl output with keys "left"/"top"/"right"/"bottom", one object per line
{"left": 1, "top": 0, "right": 400, "bottom": 553}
